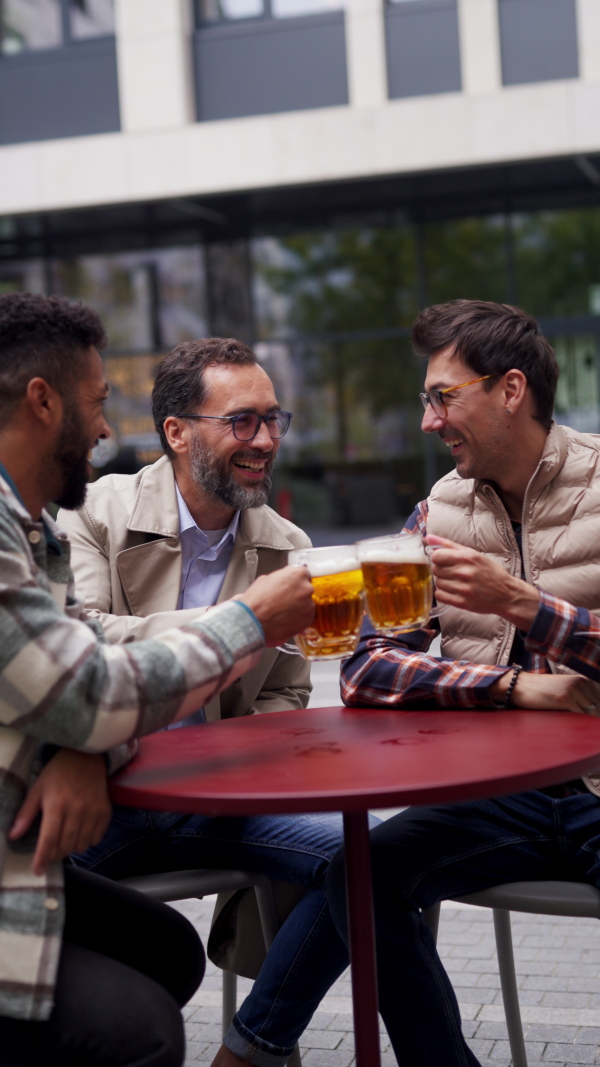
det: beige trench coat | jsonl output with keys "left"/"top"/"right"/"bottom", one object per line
{"left": 58, "top": 455, "right": 311, "bottom": 977}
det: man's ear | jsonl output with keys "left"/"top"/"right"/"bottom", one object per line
{"left": 25, "top": 378, "right": 62, "bottom": 428}
{"left": 503, "top": 369, "right": 528, "bottom": 414}
{"left": 163, "top": 416, "right": 191, "bottom": 456}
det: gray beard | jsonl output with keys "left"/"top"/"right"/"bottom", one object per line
{"left": 189, "top": 438, "right": 274, "bottom": 511}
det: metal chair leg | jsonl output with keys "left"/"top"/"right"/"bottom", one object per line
{"left": 222, "top": 970, "right": 237, "bottom": 1037}
{"left": 493, "top": 908, "right": 528, "bottom": 1067}
{"left": 254, "top": 877, "right": 282, "bottom": 949}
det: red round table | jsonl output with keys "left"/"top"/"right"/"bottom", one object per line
{"left": 110, "top": 705, "right": 600, "bottom": 1067}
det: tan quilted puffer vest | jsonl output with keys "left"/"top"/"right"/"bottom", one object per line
{"left": 427, "top": 422, "right": 600, "bottom": 796}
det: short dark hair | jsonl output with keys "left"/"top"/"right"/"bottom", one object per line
{"left": 412, "top": 300, "right": 559, "bottom": 431}
{"left": 152, "top": 337, "right": 258, "bottom": 457}
{"left": 0, "top": 292, "right": 106, "bottom": 427}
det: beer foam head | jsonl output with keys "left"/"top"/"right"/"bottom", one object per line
{"left": 289, "top": 545, "right": 360, "bottom": 577}
{"left": 356, "top": 534, "right": 428, "bottom": 565}
{"left": 305, "top": 556, "right": 359, "bottom": 578}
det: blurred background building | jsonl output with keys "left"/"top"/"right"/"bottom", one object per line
{"left": 1, "top": 0, "right": 600, "bottom": 533}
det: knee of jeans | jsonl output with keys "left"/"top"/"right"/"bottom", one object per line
{"left": 324, "top": 846, "right": 348, "bottom": 937}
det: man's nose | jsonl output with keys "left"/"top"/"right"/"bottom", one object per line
{"left": 252, "top": 419, "right": 274, "bottom": 450}
{"left": 421, "top": 402, "right": 445, "bottom": 434}
{"left": 98, "top": 417, "right": 111, "bottom": 441}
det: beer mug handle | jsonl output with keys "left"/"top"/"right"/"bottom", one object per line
{"left": 276, "top": 641, "right": 303, "bottom": 655}
{"left": 429, "top": 601, "right": 449, "bottom": 619}
{"left": 424, "top": 543, "right": 450, "bottom": 620}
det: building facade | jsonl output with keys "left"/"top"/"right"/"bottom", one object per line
{"left": 1, "top": 0, "right": 600, "bottom": 527}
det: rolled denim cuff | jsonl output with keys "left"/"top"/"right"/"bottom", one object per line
{"left": 224, "top": 1015, "right": 293, "bottom": 1067}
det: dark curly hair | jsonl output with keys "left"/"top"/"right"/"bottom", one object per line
{"left": 412, "top": 300, "right": 559, "bottom": 431}
{"left": 0, "top": 292, "right": 106, "bottom": 426}
{"left": 152, "top": 337, "right": 257, "bottom": 458}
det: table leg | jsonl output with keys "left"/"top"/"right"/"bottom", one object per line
{"left": 343, "top": 810, "right": 381, "bottom": 1067}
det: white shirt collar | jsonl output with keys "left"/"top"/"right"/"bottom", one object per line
{"left": 175, "top": 482, "right": 240, "bottom": 552}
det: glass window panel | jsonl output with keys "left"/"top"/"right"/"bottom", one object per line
{"left": 549, "top": 334, "right": 600, "bottom": 434}
{"left": 272, "top": 0, "right": 342, "bottom": 18}
{"left": 513, "top": 209, "right": 600, "bottom": 317}
{"left": 49, "top": 246, "right": 208, "bottom": 472}
{"left": 69, "top": 0, "right": 115, "bottom": 39}
{"left": 157, "top": 247, "right": 209, "bottom": 349}
{"left": 252, "top": 227, "right": 418, "bottom": 341}
{"left": 0, "top": 259, "right": 46, "bottom": 292}
{"left": 1, "top": 0, "right": 62, "bottom": 55}
{"left": 423, "top": 215, "right": 509, "bottom": 306}
{"left": 197, "top": 0, "right": 264, "bottom": 21}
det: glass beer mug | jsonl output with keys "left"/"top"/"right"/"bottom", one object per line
{"left": 356, "top": 531, "right": 447, "bottom": 634}
{"left": 288, "top": 545, "right": 365, "bottom": 660}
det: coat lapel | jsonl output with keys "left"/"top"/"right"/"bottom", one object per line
{"left": 115, "top": 457, "right": 182, "bottom": 616}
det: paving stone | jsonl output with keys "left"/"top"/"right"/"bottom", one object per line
{"left": 462, "top": 1019, "right": 480, "bottom": 1038}
{"left": 302, "top": 1049, "right": 355, "bottom": 1066}
{"left": 543, "top": 1044, "right": 598, "bottom": 1063}
{"left": 475, "top": 974, "right": 503, "bottom": 988}
{"left": 299, "top": 1029, "right": 343, "bottom": 1050}
{"left": 466, "top": 1038, "right": 494, "bottom": 1057}
{"left": 304, "top": 1012, "right": 336, "bottom": 1031}
{"left": 522, "top": 977, "right": 572, "bottom": 992}
{"left": 570, "top": 979, "right": 600, "bottom": 993}
{"left": 576, "top": 1028, "right": 600, "bottom": 1043}
{"left": 502, "top": 989, "right": 544, "bottom": 1006}
{"left": 526, "top": 1025, "right": 578, "bottom": 1042}
{"left": 542, "top": 994, "right": 594, "bottom": 1009}
{"left": 475, "top": 1021, "right": 510, "bottom": 1039}
{"left": 490, "top": 1040, "right": 546, "bottom": 1059}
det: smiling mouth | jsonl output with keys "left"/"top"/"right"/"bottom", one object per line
{"left": 441, "top": 438, "right": 464, "bottom": 454}
{"left": 233, "top": 458, "right": 267, "bottom": 476}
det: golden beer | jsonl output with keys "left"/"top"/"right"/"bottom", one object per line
{"left": 357, "top": 533, "right": 434, "bottom": 633}
{"left": 289, "top": 547, "right": 365, "bottom": 660}
{"left": 361, "top": 560, "right": 433, "bottom": 633}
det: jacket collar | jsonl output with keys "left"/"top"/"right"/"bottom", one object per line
{"left": 126, "top": 456, "right": 180, "bottom": 538}
{"left": 475, "top": 421, "right": 567, "bottom": 502}
{"left": 126, "top": 455, "right": 298, "bottom": 550}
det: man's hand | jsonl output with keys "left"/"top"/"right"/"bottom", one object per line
{"left": 426, "top": 534, "right": 541, "bottom": 631}
{"left": 239, "top": 565, "right": 315, "bottom": 648}
{"left": 491, "top": 670, "right": 600, "bottom": 715}
{"left": 8, "top": 750, "right": 112, "bottom": 876}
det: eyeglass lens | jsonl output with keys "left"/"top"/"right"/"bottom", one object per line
{"left": 233, "top": 411, "right": 291, "bottom": 440}
{"left": 420, "top": 392, "right": 445, "bottom": 417}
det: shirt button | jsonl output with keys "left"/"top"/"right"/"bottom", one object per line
{"left": 28, "top": 530, "right": 42, "bottom": 545}
{"left": 44, "top": 897, "right": 60, "bottom": 911}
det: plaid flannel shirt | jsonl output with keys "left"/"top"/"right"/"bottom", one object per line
{"left": 341, "top": 500, "right": 600, "bottom": 708}
{"left": 0, "top": 471, "right": 264, "bottom": 1022}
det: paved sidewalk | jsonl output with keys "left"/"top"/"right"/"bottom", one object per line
{"left": 172, "top": 895, "right": 600, "bottom": 1066}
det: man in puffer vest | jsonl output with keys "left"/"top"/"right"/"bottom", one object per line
{"left": 327, "top": 299, "right": 600, "bottom": 1067}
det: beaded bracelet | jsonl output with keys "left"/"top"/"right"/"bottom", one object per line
{"left": 504, "top": 664, "right": 523, "bottom": 708}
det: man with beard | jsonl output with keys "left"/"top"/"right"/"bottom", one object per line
{"left": 59, "top": 338, "right": 350, "bottom": 1067}
{"left": 0, "top": 292, "right": 319, "bottom": 1067}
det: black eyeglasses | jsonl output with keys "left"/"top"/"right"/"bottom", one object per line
{"left": 173, "top": 410, "right": 292, "bottom": 441}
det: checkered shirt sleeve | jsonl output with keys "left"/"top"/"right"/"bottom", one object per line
{"left": 341, "top": 501, "right": 511, "bottom": 709}
{"left": 526, "top": 590, "right": 600, "bottom": 682}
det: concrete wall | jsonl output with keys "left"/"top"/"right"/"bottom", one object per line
{"left": 1, "top": 0, "right": 600, "bottom": 215}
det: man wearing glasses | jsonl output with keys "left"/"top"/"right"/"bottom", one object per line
{"left": 330, "top": 299, "right": 600, "bottom": 1067}
{"left": 59, "top": 338, "right": 348, "bottom": 1067}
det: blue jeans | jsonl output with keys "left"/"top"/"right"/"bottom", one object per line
{"left": 73, "top": 806, "right": 352, "bottom": 1065}
{"left": 326, "top": 788, "right": 600, "bottom": 1067}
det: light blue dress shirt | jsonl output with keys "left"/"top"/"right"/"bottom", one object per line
{"left": 167, "top": 485, "right": 240, "bottom": 729}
